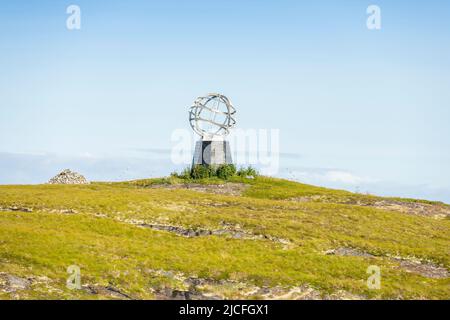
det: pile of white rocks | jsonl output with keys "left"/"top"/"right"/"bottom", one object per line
{"left": 48, "top": 169, "right": 89, "bottom": 185}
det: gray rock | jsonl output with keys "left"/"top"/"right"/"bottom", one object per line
{"left": 0, "top": 273, "right": 31, "bottom": 293}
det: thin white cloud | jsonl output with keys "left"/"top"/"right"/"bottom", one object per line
{"left": 323, "top": 170, "right": 365, "bottom": 185}
{"left": 290, "top": 169, "right": 374, "bottom": 186}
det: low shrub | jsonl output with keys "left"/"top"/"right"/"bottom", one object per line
{"left": 237, "top": 166, "right": 259, "bottom": 178}
{"left": 190, "top": 165, "right": 212, "bottom": 179}
{"left": 173, "top": 164, "right": 258, "bottom": 180}
{"left": 216, "top": 164, "right": 237, "bottom": 180}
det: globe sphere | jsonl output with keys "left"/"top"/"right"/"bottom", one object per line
{"left": 189, "top": 93, "right": 236, "bottom": 139}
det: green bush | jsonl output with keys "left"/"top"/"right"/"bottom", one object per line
{"left": 237, "top": 166, "right": 258, "bottom": 178}
{"left": 179, "top": 167, "right": 192, "bottom": 179}
{"left": 216, "top": 164, "right": 237, "bottom": 180}
{"left": 190, "top": 165, "right": 212, "bottom": 179}
{"left": 173, "top": 164, "right": 258, "bottom": 180}
{"left": 170, "top": 167, "right": 192, "bottom": 180}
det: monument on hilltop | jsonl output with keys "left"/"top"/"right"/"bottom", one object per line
{"left": 189, "top": 93, "right": 236, "bottom": 166}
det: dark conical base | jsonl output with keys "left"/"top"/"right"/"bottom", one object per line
{"left": 192, "top": 140, "right": 232, "bottom": 166}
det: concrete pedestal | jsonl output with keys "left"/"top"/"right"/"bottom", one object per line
{"left": 192, "top": 140, "right": 232, "bottom": 166}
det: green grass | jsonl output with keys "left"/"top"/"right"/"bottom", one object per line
{"left": 0, "top": 177, "right": 449, "bottom": 299}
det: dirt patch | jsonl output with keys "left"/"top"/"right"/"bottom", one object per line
{"left": 0, "top": 273, "right": 32, "bottom": 293}
{"left": 291, "top": 196, "right": 450, "bottom": 219}
{"left": 147, "top": 269, "right": 363, "bottom": 300}
{"left": 154, "top": 286, "right": 216, "bottom": 300}
{"left": 325, "top": 247, "right": 449, "bottom": 279}
{"left": 0, "top": 206, "right": 33, "bottom": 213}
{"left": 325, "top": 290, "right": 367, "bottom": 300}
{"left": 83, "top": 284, "right": 133, "bottom": 299}
{"left": 255, "top": 285, "right": 323, "bottom": 300}
{"left": 325, "top": 247, "right": 374, "bottom": 258}
{"left": 48, "top": 208, "right": 79, "bottom": 214}
{"left": 137, "top": 222, "right": 291, "bottom": 247}
{"left": 393, "top": 259, "right": 449, "bottom": 279}
{"left": 150, "top": 183, "right": 250, "bottom": 197}
{"left": 369, "top": 200, "right": 450, "bottom": 219}
{"left": 0, "top": 206, "right": 79, "bottom": 215}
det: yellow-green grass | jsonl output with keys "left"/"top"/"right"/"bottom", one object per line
{"left": 0, "top": 177, "right": 449, "bottom": 299}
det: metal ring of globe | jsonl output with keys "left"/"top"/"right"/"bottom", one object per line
{"left": 189, "top": 93, "right": 236, "bottom": 139}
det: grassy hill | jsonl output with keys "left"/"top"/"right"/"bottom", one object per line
{"left": 0, "top": 176, "right": 449, "bottom": 299}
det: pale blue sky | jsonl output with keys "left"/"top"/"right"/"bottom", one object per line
{"left": 1, "top": 1, "right": 450, "bottom": 202}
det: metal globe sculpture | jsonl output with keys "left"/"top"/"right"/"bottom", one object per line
{"left": 189, "top": 93, "right": 236, "bottom": 139}
{"left": 189, "top": 93, "right": 236, "bottom": 166}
